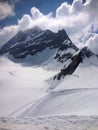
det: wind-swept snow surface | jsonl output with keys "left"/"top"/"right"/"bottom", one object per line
{"left": 0, "top": 56, "right": 56, "bottom": 117}
{"left": 0, "top": 115, "right": 98, "bottom": 130}
{"left": 0, "top": 55, "right": 98, "bottom": 118}
{"left": 20, "top": 88, "right": 98, "bottom": 118}
{"left": 14, "top": 55, "right": 98, "bottom": 118}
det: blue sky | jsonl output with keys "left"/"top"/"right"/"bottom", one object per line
{"left": 0, "top": 0, "right": 87, "bottom": 28}
{"left": 0, "top": 0, "right": 74, "bottom": 28}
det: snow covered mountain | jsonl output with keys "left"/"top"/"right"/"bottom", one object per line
{"left": 0, "top": 27, "right": 98, "bottom": 121}
{"left": 0, "top": 27, "right": 77, "bottom": 57}
{"left": 0, "top": 27, "right": 97, "bottom": 79}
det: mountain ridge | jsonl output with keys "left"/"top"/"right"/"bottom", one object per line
{"left": 0, "top": 27, "right": 97, "bottom": 80}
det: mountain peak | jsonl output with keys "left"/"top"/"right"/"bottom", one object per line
{"left": 0, "top": 27, "right": 97, "bottom": 81}
{"left": 0, "top": 28, "right": 77, "bottom": 58}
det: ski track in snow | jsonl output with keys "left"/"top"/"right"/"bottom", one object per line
{"left": 9, "top": 87, "right": 98, "bottom": 118}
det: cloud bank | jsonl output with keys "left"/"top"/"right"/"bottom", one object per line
{"left": 0, "top": 0, "right": 98, "bottom": 54}
{"left": 0, "top": 0, "right": 20, "bottom": 20}
{"left": 86, "top": 34, "right": 98, "bottom": 54}
{"left": 0, "top": 2, "right": 15, "bottom": 20}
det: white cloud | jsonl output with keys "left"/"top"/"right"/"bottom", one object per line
{"left": 0, "top": 2, "right": 15, "bottom": 20}
{"left": 18, "top": 14, "right": 33, "bottom": 30}
{"left": 0, "top": 0, "right": 98, "bottom": 54}
{"left": 0, "top": 25, "right": 18, "bottom": 47}
{"left": 0, "top": 0, "right": 20, "bottom": 20}
{"left": 86, "top": 34, "right": 98, "bottom": 54}
{"left": 31, "top": 7, "right": 43, "bottom": 19}
{"left": 56, "top": 2, "right": 70, "bottom": 18}
{"left": 71, "top": 0, "right": 84, "bottom": 14}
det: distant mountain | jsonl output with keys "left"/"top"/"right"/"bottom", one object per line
{"left": 0, "top": 27, "right": 97, "bottom": 80}
{"left": 0, "top": 27, "right": 78, "bottom": 59}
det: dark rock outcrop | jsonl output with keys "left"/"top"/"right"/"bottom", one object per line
{"left": 54, "top": 51, "right": 83, "bottom": 80}
{"left": 81, "top": 46, "right": 94, "bottom": 58}
{"left": 54, "top": 46, "right": 98, "bottom": 80}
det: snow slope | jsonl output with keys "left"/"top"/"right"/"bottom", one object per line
{"left": 16, "top": 56, "right": 98, "bottom": 118}
{"left": 0, "top": 28, "right": 98, "bottom": 130}
{"left": 0, "top": 55, "right": 98, "bottom": 118}
{"left": 0, "top": 56, "right": 57, "bottom": 117}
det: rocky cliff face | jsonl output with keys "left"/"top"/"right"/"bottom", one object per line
{"left": 54, "top": 51, "right": 83, "bottom": 80}
{"left": 54, "top": 46, "right": 97, "bottom": 80}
